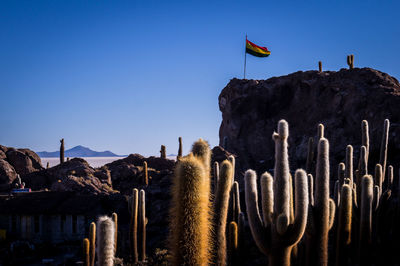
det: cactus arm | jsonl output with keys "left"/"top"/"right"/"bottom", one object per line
{"left": 261, "top": 172, "right": 274, "bottom": 226}
{"left": 318, "top": 124, "right": 324, "bottom": 139}
{"left": 213, "top": 160, "right": 233, "bottom": 266}
{"left": 379, "top": 119, "right": 390, "bottom": 179}
{"left": 233, "top": 181, "right": 241, "bottom": 223}
{"left": 139, "top": 190, "right": 146, "bottom": 261}
{"left": 244, "top": 169, "right": 270, "bottom": 255}
{"left": 345, "top": 145, "right": 353, "bottom": 187}
{"left": 361, "top": 120, "right": 369, "bottom": 165}
{"left": 334, "top": 180, "right": 340, "bottom": 207}
{"left": 374, "top": 164, "right": 383, "bottom": 198}
{"left": 328, "top": 199, "right": 336, "bottom": 230}
{"left": 192, "top": 138, "right": 211, "bottom": 174}
{"left": 372, "top": 185, "right": 380, "bottom": 212}
{"left": 272, "top": 120, "right": 290, "bottom": 227}
{"left": 213, "top": 162, "right": 220, "bottom": 194}
{"left": 338, "top": 163, "right": 345, "bottom": 186}
{"left": 386, "top": 165, "right": 394, "bottom": 191}
{"left": 308, "top": 174, "right": 314, "bottom": 207}
{"left": 281, "top": 169, "right": 309, "bottom": 245}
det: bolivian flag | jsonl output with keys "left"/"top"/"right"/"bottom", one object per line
{"left": 246, "top": 39, "right": 270, "bottom": 57}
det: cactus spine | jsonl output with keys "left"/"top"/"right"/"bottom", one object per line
{"left": 83, "top": 238, "right": 90, "bottom": 266}
{"left": 307, "top": 137, "right": 336, "bottom": 266}
{"left": 89, "top": 222, "right": 96, "bottom": 266}
{"left": 60, "top": 138, "right": 65, "bottom": 164}
{"left": 335, "top": 184, "right": 352, "bottom": 266}
{"left": 169, "top": 150, "right": 211, "bottom": 265}
{"left": 318, "top": 61, "right": 322, "bottom": 72}
{"left": 96, "top": 216, "right": 115, "bottom": 266}
{"left": 245, "top": 120, "right": 309, "bottom": 266}
{"left": 111, "top": 213, "right": 118, "bottom": 256}
{"left": 213, "top": 160, "right": 233, "bottom": 266}
{"left": 160, "top": 145, "right": 166, "bottom": 159}
{"left": 143, "top": 161, "right": 148, "bottom": 186}
{"left": 129, "top": 188, "right": 139, "bottom": 263}
{"left": 379, "top": 119, "right": 390, "bottom": 179}
{"left": 347, "top": 54, "right": 354, "bottom": 69}
{"left": 139, "top": 189, "right": 146, "bottom": 261}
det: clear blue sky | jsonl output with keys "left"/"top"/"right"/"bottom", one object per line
{"left": 1, "top": 1, "right": 399, "bottom": 156}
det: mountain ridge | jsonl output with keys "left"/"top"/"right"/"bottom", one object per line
{"left": 37, "top": 145, "right": 120, "bottom": 158}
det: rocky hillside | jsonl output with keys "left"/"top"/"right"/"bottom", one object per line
{"left": 219, "top": 67, "right": 400, "bottom": 177}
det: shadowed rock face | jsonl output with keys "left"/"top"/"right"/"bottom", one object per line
{"left": 219, "top": 68, "right": 400, "bottom": 178}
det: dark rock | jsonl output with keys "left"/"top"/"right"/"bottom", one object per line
{"left": 0, "top": 150, "right": 6, "bottom": 160}
{"left": 0, "top": 159, "right": 17, "bottom": 185}
{"left": 18, "top": 148, "right": 43, "bottom": 170}
{"left": 219, "top": 68, "right": 400, "bottom": 180}
{"left": 6, "top": 149, "right": 38, "bottom": 175}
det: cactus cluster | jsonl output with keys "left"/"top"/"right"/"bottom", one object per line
{"left": 128, "top": 188, "right": 147, "bottom": 263}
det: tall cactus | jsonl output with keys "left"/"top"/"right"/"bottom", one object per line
{"left": 318, "top": 61, "right": 322, "bottom": 73}
{"left": 347, "top": 54, "right": 354, "bottom": 69}
{"left": 232, "top": 181, "right": 241, "bottom": 223}
{"left": 335, "top": 184, "right": 352, "bottom": 266}
{"left": 213, "top": 160, "right": 233, "bottom": 266}
{"left": 111, "top": 213, "right": 118, "bottom": 256}
{"left": 96, "top": 216, "right": 115, "bottom": 266}
{"left": 83, "top": 238, "right": 90, "bottom": 266}
{"left": 178, "top": 137, "right": 183, "bottom": 159}
{"left": 361, "top": 120, "right": 369, "bottom": 166}
{"left": 379, "top": 119, "right": 390, "bottom": 179}
{"left": 60, "top": 138, "right": 65, "bottom": 164}
{"left": 228, "top": 221, "right": 238, "bottom": 266}
{"left": 169, "top": 153, "right": 211, "bottom": 266}
{"left": 213, "top": 161, "right": 220, "bottom": 195}
{"left": 129, "top": 188, "right": 139, "bottom": 263}
{"left": 139, "top": 189, "right": 146, "bottom": 261}
{"left": 143, "top": 161, "right": 148, "bottom": 186}
{"left": 89, "top": 222, "right": 96, "bottom": 266}
{"left": 345, "top": 145, "right": 354, "bottom": 187}
{"left": 306, "top": 137, "right": 336, "bottom": 266}
{"left": 359, "top": 175, "right": 373, "bottom": 266}
{"left": 245, "top": 120, "right": 309, "bottom": 266}
{"left": 160, "top": 145, "right": 166, "bottom": 159}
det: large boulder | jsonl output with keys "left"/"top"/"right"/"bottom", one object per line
{"left": 219, "top": 68, "right": 400, "bottom": 179}
{"left": 5, "top": 148, "right": 43, "bottom": 176}
{"left": 0, "top": 159, "right": 17, "bottom": 185}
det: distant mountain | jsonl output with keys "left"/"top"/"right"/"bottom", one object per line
{"left": 37, "top": 145, "right": 120, "bottom": 158}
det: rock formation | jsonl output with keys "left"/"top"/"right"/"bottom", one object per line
{"left": 219, "top": 68, "right": 400, "bottom": 178}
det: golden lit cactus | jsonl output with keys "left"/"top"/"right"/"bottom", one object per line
{"left": 192, "top": 138, "right": 212, "bottom": 174}
{"left": 143, "top": 161, "right": 148, "bottom": 186}
{"left": 245, "top": 120, "right": 309, "bottom": 266}
{"left": 335, "top": 184, "right": 352, "bottom": 266}
{"left": 139, "top": 189, "right": 146, "bottom": 261}
{"left": 111, "top": 213, "right": 118, "bottom": 256}
{"left": 213, "top": 160, "right": 233, "bottom": 266}
{"left": 169, "top": 153, "right": 211, "bottom": 266}
{"left": 83, "top": 238, "right": 90, "bottom": 266}
{"left": 228, "top": 221, "right": 238, "bottom": 266}
{"left": 306, "top": 138, "right": 336, "bottom": 266}
{"left": 129, "top": 188, "right": 139, "bottom": 263}
{"left": 89, "top": 222, "right": 96, "bottom": 266}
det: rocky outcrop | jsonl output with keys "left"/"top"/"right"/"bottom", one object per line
{"left": 23, "top": 158, "right": 114, "bottom": 194}
{"left": 219, "top": 68, "right": 400, "bottom": 178}
{"left": 0, "top": 145, "right": 43, "bottom": 187}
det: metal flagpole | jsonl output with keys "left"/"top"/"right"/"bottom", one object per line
{"left": 244, "top": 34, "right": 247, "bottom": 79}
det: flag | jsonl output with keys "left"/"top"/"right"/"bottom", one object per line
{"left": 246, "top": 39, "right": 270, "bottom": 57}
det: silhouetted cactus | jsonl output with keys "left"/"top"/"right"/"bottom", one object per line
{"left": 83, "top": 238, "right": 90, "bottom": 266}
{"left": 306, "top": 138, "right": 336, "bottom": 266}
{"left": 143, "top": 161, "right": 148, "bottom": 186}
{"left": 335, "top": 184, "right": 352, "bottom": 266}
{"left": 318, "top": 61, "right": 322, "bottom": 72}
{"left": 347, "top": 54, "right": 354, "bottom": 69}
{"left": 96, "top": 216, "right": 115, "bottom": 266}
{"left": 139, "top": 189, "right": 146, "bottom": 261}
{"left": 89, "top": 222, "right": 96, "bottom": 266}
{"left": 245, "top": 120, "right": 308, "bottom": 266}
{"left": 379, "top": 119, "right": 390, "bottom": 179}
{"left": 129, "top": 188, "right": 139, "bottom": 263}
{"left": 232, "top": 181, "right": 241, "bottom": 224}
{"left": 178, "top": 137, "right": 183, "bottom": 159}
{"left": 359, "top": 175, "right": 373, "bottom": 266}
{"left": 385, "top": 165, "right": 394, "bottom": 191}
{"left": 160, "top": 145, "right": 166, "bottom": 159}
{"left": 213, "top": 160, "right": 233, "bottom": 266}
{"left": 357, "top": 146, "right": 368, "bottom": 201}
{"left": 111, "top": 213, "right": 118, "bottom": 256}
{"left": 169, "top": 153, "right": 211, "bottom": 266}
{"left": 374, "top": 164, "right": 383, "bottom": 198}
{"left": 60, "top": 138, "right": 65, "bottom": 164}
{"left": 46, "top": 162, "right": 49, "bottom": 169}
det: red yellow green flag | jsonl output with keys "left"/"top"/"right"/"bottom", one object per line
{"left": 246, "top": 39, "right": 270, "bottom": 57}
